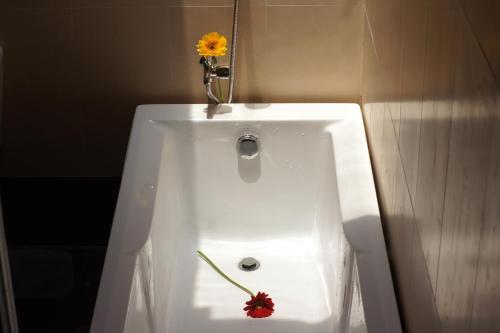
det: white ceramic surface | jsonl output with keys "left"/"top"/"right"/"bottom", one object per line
{"left": 90, "top": 103, "right": 401, "bottom": 333}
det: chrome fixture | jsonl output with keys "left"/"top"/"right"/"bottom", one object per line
{"left": 201, "top": 0, "right": 240, "bottom": 104}
{"left": 227, "top": 0, "right": 240, "bottom": 104}
{"left": 238, "top": 257, "right": 260, "bottom": 271}
{"left": 200, "top": 58, "right": 230, "bottom": 104}
{"left": 237, "top": 134, "right": 259, "bottom": 159}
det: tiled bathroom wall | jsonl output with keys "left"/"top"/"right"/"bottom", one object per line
{"left": 361, "top": 0, "right": 500, "bottom": 331}
{"left": 0, "top": 0, "right": 363, "bottom": 176}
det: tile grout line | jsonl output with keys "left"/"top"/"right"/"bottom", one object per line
{"left": 362, "top": 5, "right": 381, "bottom": 66}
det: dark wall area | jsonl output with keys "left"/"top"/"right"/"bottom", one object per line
{"left": 0, "top": 178, "right": 120, "bottom": 333}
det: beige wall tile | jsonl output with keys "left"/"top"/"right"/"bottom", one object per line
{"left": 0, "top": 0, "right": 69, "bottom": 8}
{"left": 364, "top": 0, "right": 402, "bottom": 74}
{"left": 361, "top": 14, "right": 383, "bottom": 105}
{"left": 368, "top": 102, "right": 384, "bottom": 166}
{"left": 386, "top": 156, "right": 415, "bottom": 329}
{"left": 71, "top": 0, "right": 164, "bottom": 7}
{"left": 233, "top": 4, "right": 268, "bottom": 102}
{"left": 362, "top": 102, "right": 372, "bottom": 131}
{"left": 71, "top": 7, "right": 170, "bottom": 100}
{"left": 363, "top": 0, "right": 500, "bottom": 331}
{"left": 406, "top": 229, "right": 442, "bottom": 333}
{"left": 414, "top": 0, "right": 458, "bottom": 294}
{"left": 385, "top": 92, "right": 401, "bottom": 141}
{"left": 363, "top": 52, "right": 398, "bottom": 219}
{"left": 167, "top": 0, "right": 267, "bottom": 7}
{"left": 266, "top": 0, "right": 361, "bottom": 6}
{"left": 364, "top": 0, "right": 403, "bottom": 139}
{"left": 71, "top": 6, "right": 170, "bottom": 175}
{"left": 167, "top": 0, "right": 235, "bottom": 7}
{"left": 398, "top": 0, "right": 428, "bottom": 205}
{"left": 377, "top": 108, "right": 398, "bottom": 216}
{"left": 263, "top": 4, "right": 363, "bottom": 102}
{"left": 361, "top": 17, "right": 386, "bottom": 174}
{"left": 168, "top": 6, "right": 233, "bottom": 103}
{"left": 0, "top": 9, "right": 85, "bottom": 176}
{"left": 461, "top": 0, "right": 500, "bottom": 86}
{"left": 470, "top": 92, "right": 500, "bottom": 333}
{"left": 167, "top": 0, "right": 265, "bottom": 7}
{"left": 436, "top": 18, "right": 497, "bottom": 333}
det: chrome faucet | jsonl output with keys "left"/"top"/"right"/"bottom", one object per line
{"left": 200, "top": 0, "right": 240, "bottom": 104}
{"left": 200, "top": 57, "right": 230, "bottom": 104}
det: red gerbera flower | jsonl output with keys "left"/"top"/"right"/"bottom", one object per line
{"left": 244, "top": 291, "right": 275, "bottom": 318}
{"left": 196, "top": 251, "right": 276, "bottom": 319}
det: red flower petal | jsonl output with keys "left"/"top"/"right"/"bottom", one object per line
{"left": 243, "top": 291, "right": 275, "bottom": 318}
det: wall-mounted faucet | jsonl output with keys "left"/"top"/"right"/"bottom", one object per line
{"left": 200, "top": 0, "right": 240, "bottom": 104}
{"left": 200, "top": 57, "right": 230, "bottom": 104}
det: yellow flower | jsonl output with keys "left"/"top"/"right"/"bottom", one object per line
{"left": 197, "top": 32, "right": 228, "bottom": 57}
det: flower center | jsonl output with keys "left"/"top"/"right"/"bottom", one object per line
{"left": 208, "top": 42, "right": 217, "bottom": 50}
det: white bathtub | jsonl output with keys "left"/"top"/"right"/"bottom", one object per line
{"left": 91, "top": 103, "right": 401, "bottom": 333}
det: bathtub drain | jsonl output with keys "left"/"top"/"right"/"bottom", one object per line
{"left": 238, "top": 257, "right": 260, "bottom": 271}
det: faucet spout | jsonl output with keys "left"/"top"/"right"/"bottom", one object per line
{"left": 205, "top": 82, "right": 221, "bottom": 104}
{"left": 200, "top": 57, "right": 225, "bottom": 104}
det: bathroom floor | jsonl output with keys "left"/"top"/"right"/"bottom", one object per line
{"left": 166, "top": 239, "right": 333, "bottom": 333}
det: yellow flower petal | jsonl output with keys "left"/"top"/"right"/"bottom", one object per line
{"left": 196, "top": 32, "right": 228, "bottom": 57}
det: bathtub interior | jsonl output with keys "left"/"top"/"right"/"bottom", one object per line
{"left": 121, "top": 120, "right": 367, "bottom": 333}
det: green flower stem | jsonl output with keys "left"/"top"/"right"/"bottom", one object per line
{"left": 210, "top": 56, "right": 224, "bottom": 103}
{"left": 217, "top": 79, "right": 225, "bottom": 103}
{"left": 197, "top": 250, "right": 254, "bottom": 297}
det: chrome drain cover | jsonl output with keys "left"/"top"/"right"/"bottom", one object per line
{"left": 238, "top": 257, "right": 260, "bottom": 271}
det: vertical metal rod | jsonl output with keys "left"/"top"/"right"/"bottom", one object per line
{"left": 227, "top": 0, "right": 240, "bottom": 104}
